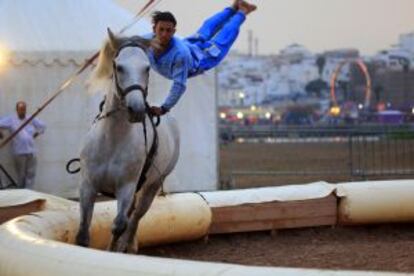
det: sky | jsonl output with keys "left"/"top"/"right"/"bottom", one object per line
{"left": 116, "top": 0, "right": 414, "bottom": 56}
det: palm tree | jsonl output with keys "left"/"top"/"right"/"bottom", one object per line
{"left": 316, "top": 55, "right": 326, "bottom": 78}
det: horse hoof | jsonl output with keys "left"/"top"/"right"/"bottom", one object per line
{"left": 75, "top": 234, "right": 89, "bottom": 247}
{"left": 116, "top": 242, "right": 128, "bottom": 253}
{"left": 128, "top": 245, "right": 139, "bottom": 254}
{"left": 114, "top": 239, "right": 138, "bottom": 254}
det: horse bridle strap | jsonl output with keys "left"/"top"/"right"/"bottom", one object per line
{"left": 112, "top": 42, "right": 161, "bottom": 196}
{"left": 123, "top": 84, "right": 146, "bottom": 95}
{"left": 115, "top": 82, "right": 147, "bottom": 100}
{"left": 113, "top": 41, "right": 149, "bottom": 99}
{"left": 113, "top": 66, "right": 148, "bottom": 99}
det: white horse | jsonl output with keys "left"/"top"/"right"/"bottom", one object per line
{"left": 75, "top": 30, "right": 180, "bottom": 253}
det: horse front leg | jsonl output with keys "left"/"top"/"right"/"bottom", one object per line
{"left": 76, "top": 180, "right": 97, "bottom": 247}
{"left": 116, "top": 181, "right": 161, "bottom": 253}
{"left": 108, "top": 183, "right": 136, "bottom": 251}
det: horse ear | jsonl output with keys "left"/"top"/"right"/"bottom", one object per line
{"left": 150, "top": 38, "right": 162, "bottom": 51}
{"left": 107, "top": 28, "right": 118, "bottom": 50}
{"left": 133, "top": 36, "right": 161, "bottom": 51}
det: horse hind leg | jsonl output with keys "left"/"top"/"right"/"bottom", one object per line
{"left": 116, "top": 181, "right": 161, "bottom": 253}
{"left": 107, "top": 184, "right": 135, "bottom": 251}
{"left": 76, "top": 181, "right": 97, "bottom": 247}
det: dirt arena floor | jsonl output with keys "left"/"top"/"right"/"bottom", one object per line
{"left": 142, "top": 224, "right": 414, "bottom": 273}
{"left": 141, "top": 142, "right": 414, "bottom": 273}
{"left": 219, "top": 142, "right": 414, "bottom": 188}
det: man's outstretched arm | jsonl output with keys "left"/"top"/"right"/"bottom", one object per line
{"left": 151, "top": 55, "right": 190, "bottom": 116}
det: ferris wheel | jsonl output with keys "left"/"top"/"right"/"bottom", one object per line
{"left": 330, "top": 59, "right": 372, "bottom": 108}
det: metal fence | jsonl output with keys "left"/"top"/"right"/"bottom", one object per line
{"left": 219, "top": 124, "right": 414, "bottom": 188}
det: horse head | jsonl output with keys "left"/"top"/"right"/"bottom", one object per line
{"left": 107, "top": 29, "right": 159, "bottom": 123}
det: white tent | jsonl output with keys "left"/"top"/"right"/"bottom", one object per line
{"left": 0, "top": 0, "right": 218, "bottom": 197}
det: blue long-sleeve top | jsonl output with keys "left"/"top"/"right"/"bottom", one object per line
{"left": 144, "top": 34, "right": 203, "bottom": 111}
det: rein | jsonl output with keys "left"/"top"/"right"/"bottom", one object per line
{"left": 137, "top": 106, "right": 159, "bottom": 192}
{"left": 94, "top": 108, "right": 123, "bottom": 123}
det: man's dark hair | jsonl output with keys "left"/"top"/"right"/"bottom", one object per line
{"left": 16, "top": 101, "right": 26, "bottom": 109}
{"left": 152, "top": 11, "right": 177, "bottom": 27}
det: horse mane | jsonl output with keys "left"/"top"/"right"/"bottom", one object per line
{"left": 87, "top": 35, "right": 154, "bottom": 93}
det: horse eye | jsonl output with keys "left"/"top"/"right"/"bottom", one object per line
{"left": 116, "top": 65, "right": 124, "bottom": 74}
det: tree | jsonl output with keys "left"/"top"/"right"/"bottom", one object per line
{"left": 305, "top": 78, "right": 328, "bottom": 98}
{"left": 316, "top": 55, "right": 326, "bottom": 77}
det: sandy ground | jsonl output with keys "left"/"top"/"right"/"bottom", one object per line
{"left": 139, "top": 142, "right": 414, "bottom": 273}
{"left": 142, "top": 224, "right": 414, "bottom": 273}
{"left": 219, "top": 142, "right": 414, "bottom": 188}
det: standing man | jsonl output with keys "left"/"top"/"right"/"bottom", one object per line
{"left": 146, "top": 0, "right": 257, "bottom": 116}
{"left": 0, "top": 101, "right": 46, "bottom": 189}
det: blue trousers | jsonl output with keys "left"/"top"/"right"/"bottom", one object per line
{"left": 185, "top": 8, "right": 246, "bottom": 72}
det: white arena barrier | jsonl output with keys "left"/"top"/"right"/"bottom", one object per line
{"left": 337, "top": 180, "right": 414, "bottom": 225}
{"left": 1, "top": 181, "right": 413, "bottom": 275}
{"left": 0, "top": 191, "right": 399, "bottom": 276}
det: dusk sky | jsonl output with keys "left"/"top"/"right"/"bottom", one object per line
{"left": 117, "top": 0, "right": 414, "bottom": 56}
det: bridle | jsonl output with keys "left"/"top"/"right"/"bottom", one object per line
{"left": 95, "top": 41, "right": 154, "bottom": 123}
{"left": 113, "top": 41, "right": 149, "bottom": 103}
